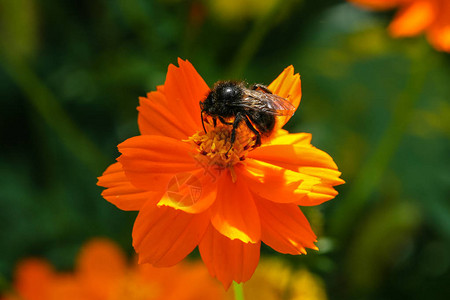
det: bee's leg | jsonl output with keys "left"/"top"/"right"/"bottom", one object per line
{"left": 213, "top": 117, "right": 217, "bottom": 127}
{"left": 219, "top": 116, "right": 233, "bottom": 125}
{"left": 201, "top": 110, "right": 207, "bottom": 133}
{"left": 227, "top": 113, "right": 244, "bottom": 153}
{"left": 243, "top": 115, "right": 261, "bottom": 147}
{"left": 251, "top": 84, "right": 273, "bottom": 94}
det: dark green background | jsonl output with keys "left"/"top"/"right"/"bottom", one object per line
{"left": 1, "top": 0, "right": 449, "bottom": 299}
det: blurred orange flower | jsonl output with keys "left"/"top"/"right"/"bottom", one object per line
{"left": 1, "top": 239, "right": 225, "bottom": 300}
{"left": 97, "top": 58, "right": 344, "bottom": 288}
{"left": 348, "top": 0, "right": 450, "bottom": 52}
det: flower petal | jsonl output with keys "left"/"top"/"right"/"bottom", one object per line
{"left": 14, "top": 259, "right": 54, "bottom": 300}
{"left": 256, "top": 197, "right": 318, "bottom": 255}
{"left": 199, "top": 224, "right": 261, "bottom": 289}
{"left": 268, "top": 65, "right": 301, "bottom": 129}
{"left": 270, "top": 132, "right": 312, "bottom": 145}
{"left": 77, "top": 238, "right": 127, "bottom": 277}
{"left": 97, "top": 162, "right": 159, "bottom": 211}
{"left": 297, "top": 183, "right": 340, "bottom": 206}
{"left": 76, "top": 239, "right": 127, "bottom": 299}
{"left": 389, "top": 0, "right": 435, "bottom": 37}
{"left": 157, "top": 169, "right": 217, "bottom": 214}
{"left": 132, "top": 202, "right": 209, "bottom": 267}
{"left": 163, "top": 58, "right": 209, "bottom": 132}
{"left": 428, "top": 23, "right": 450, "bottom": 52}
{"left": 243, "top": 160, "right": 343, "bottom": 206}
{"left": 138, "top": 59, "right": 208, "bottom": 139}
{"left": 297, "top": 166, "right": 345, "bottom": 185}
{"left": 118, "top": 135, "right": 198, "bottom": 190}
{"left": 248, "top": 143, "right": 340, "bottom": 171}
{"left": 250, "top": 135, "right": 344, "bottom": 206}
{"left": 242, "top": 160, "right": 317, "bottom": 202}
{"left": 138, "top": 88, "right": 196, "bottom": 139}
{"left": 210, "top": 170, "right": 261, "bottom": 243}
{"left": 427, "top": 2, "right": 450, "bottom": 52}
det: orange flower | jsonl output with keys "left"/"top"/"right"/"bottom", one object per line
{"left": 76, "top": 239, "right": 226, "bottom": 300}
{"left": 2, "top": 259, "right": 84, "bottom": 300}
{"left": 97, "top": 59, "right": 344, "bottom": 289}
{"left": 1, "top": 259, "right": 55, "bottom": 300}
{"left": 348, "top": 0, "right": 450, "bottom": 52}
{"left": 2, "top": 239, "right": 225, "bottom": 300}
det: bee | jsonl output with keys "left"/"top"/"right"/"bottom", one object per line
{"left": 199, "top": 80, "right": 295, "bottom": 148}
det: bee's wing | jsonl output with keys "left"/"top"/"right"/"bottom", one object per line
{"left": 238, "top": 90, "right": 296, "bottom": 116}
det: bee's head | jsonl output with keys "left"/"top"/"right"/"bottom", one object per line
{"left": 200, "top": 91, "right": 214, "bottom": 114}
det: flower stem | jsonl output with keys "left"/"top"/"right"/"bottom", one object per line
{"left": 233, "top": 282, "right": 245, "bottom": 300}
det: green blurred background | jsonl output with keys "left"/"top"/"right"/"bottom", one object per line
{"left": 1, "top": 0, "right": 449, "bottom": 299}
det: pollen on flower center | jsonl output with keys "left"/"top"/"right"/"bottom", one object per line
{"left": 186, "top": 125, "right": 256, "bottom": 170}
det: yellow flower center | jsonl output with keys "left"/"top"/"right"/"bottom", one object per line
{"left": 186, "top": 125, "right": 256, "bottom": 181}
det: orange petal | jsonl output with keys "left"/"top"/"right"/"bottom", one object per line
{"left": 270, "top": 132, "right": 312, "bottom": 145}
{"left": 243, "top": 160, "right": 343, "bottom": 206}
{"left": 143, "top": 261, "right": 225, "bottom": 300}
{"left": 296, "top": 183, "right": 340, "bottom": 206}
{"left": 427, "top": 2, "right": 450, "bottom": 52}
{"left": 138, "top": 90, "right": 197, "bottom": 139}
{"left": 199, "top": 224, "right": 260, "bottom": 289}
{"left": 268, "top": 65, "right": 302, "bottom": 129}
{"left": 47, "top": 275, "right": 84, "bottom": 300}
{"left": 248, "top": 143, "right": 339, "bottom": 171}
{"left": 297, "top": 166, "right": 345, "bottom": 186}
{"left": 256, "top": 197, "right": 318, "bottom": 255}
{"left": 97, "top": 162, "right": 160, "bottom": 211}
{"left": 132, "top": 202, "right": 210, "bottom": 267}
{"left": 428, "top": 24, "right": 450, "bottom": 52}
{"left": 77, "top": 239, "right": 127, "bottom": 278}
{"left": 295, "top": 166, "right": 345, "bottom": 206}
{"left": 243, "top": 160, "right": 320, "bottom": 203}
{"left": 162, "top": 58, "right": 209, "bottom": 133}
{"left": 210, "top": 170, "right": 261, "bottom": 243}
{"left": 389, "top": 0, "right": 435, "bottom": 37}
{"left": 13, "top": 259, "right": 54, "bottom": 300}
{"left": 76, "top": 239, "right": 127, "bottom": 298}
{"left": 157, "top": 169, "right": 217, "bottom": 214}
{"left": 118, "top": 135, "right": 198, "bottom": 190}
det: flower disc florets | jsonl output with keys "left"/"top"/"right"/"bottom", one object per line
{"left": 187, "top": 125, "right": 256, "bottom": 170}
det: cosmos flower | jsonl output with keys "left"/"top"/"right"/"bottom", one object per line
{"left": 348, "top": 0, "right": 450, "bottom": 52}
{"left": 97, "top": 58, "right": 344, "bottom": 288}
{"left": 1, "top": 239, "right": 225, "bottom": 300}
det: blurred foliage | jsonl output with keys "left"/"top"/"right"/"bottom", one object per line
{"left": 1, "top": 0, "right": 449, "bottom": 299}
{"left": 243, "top": 258, "right": 328, "bottom": 300}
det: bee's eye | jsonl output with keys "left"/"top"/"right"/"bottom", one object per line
{"left": 204, "top": 92, "right": 214, "bottom": 105}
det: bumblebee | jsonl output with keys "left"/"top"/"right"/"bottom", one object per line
{"left": 199, "top": 81, "right": 295, "bottom": 148}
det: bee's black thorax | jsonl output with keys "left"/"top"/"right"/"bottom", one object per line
{"left": 200, "top": 81, "right": 244, "bottom": 118}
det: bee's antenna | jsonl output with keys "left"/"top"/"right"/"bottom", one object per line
{"left": 201, "top": 109, "right": 207, "bottom": 133}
